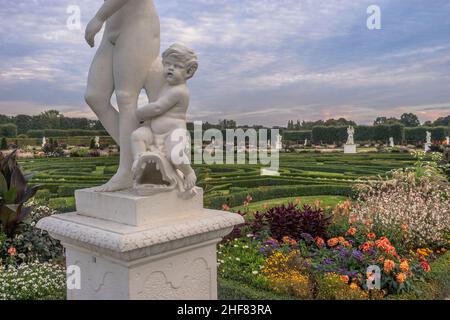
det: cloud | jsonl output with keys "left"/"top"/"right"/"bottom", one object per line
{"left": 0, "top": 0, "right": 449, "bottom": 127}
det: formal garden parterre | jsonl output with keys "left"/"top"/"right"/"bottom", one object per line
{"left": 1, "top": 145, "right": 449, "bottom": 300}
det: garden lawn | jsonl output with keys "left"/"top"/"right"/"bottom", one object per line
{"left": 232, "top": 195, "right": 348, "bottom": 213}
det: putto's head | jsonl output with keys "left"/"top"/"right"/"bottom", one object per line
{"left": 162, "top": 43, "right": 198, "bottom": 84}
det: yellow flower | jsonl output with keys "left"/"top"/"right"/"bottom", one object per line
{"left": 349, "top": 283, "right": 358, "bottom": 290}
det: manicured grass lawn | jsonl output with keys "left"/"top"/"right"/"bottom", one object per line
{"left": 232, "top": 195, "right": 348, "bottom": 213}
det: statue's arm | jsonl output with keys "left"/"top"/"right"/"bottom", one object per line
{"left": 85, "top": 0, "right": 130, "bottom": 47}
{"left": 137, "top": 92, "right": 182, "bottom": 120}
{"left": 95, "top": 0, "right": 130, "bottom": 22}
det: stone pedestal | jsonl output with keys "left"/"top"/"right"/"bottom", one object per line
{"left": 344, "top": 144, "right": 357, "bottom": 154}
{"left": 37, "top": 188, "right": 244, "bottom": 300}
{"left": 424, "top": 143, "right": 431, "bottom": 152}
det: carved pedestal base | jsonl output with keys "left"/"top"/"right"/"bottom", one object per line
{"left": 344, "top": 144, "right": 357, "bottom": 154}
{"left": 37, "top": 188, "right": 244, "bottom": 300}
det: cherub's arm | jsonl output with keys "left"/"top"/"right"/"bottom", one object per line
{"left": 137, "top": 90, "right": 182, "bottom": 121}
{"left": 85, "top": 0, "right": 130, "bottom": 47}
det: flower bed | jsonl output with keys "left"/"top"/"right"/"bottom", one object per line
{"left": 219, "top": 152, "right": 449, "bottom": 300}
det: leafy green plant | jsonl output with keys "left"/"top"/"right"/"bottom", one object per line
{"left": 0, "top": 150, "right": 40, "bottom": 236}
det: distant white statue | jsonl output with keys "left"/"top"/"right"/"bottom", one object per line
{"left": 426, "top": 131, "right": 432, "bottom": 144}
{"left": 42, "top": 137, "right": 47, "bottom": 148}
{"left": 424, "top": 131, "right": 432, "bottom": 152}
{"left": 446, "top": 136, "right": 450, "bottom": 145}
{"left": 346, "top": 126, "right": 355, "bottom": 145}
{"left": 275, "top": 134, "right": 283, "bottom": 150}
{"left": 94, "top": 136, "right": 100, "bottom": 149}
{"left": 304, "top": 138, "right": 308, "bottom": 146}
{"left": 389, "top": 137, "right": 395, "bottom": 148}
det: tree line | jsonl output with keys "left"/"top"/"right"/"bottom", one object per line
{"left": 0, "top": 110, "right": 105, "bottom": 137}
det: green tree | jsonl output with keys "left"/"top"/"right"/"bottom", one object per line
{"left": 400, "top": 113, "right": 420, "bottom": 127}
{"left": 14, "top": 114, "right": 33, "bottom": 134}
{"left": 433, "top": 115, "right": 450, "bottom": 126}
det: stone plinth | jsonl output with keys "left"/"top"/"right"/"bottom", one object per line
{"left": 344, "top": 144, "right": 357, "bottom": 154}
{"left": 37, "top": 188, "right": 244, "bottom": 300}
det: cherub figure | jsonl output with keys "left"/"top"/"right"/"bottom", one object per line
{"left": 131, "top": 44, "right": 198, "bottom": 194}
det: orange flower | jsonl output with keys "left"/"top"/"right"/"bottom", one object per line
{"left": 343, "top": 241, "right": 352, "bottom": 248}
{"left": 359, "top": 241, "right": 374, "bottom": 252}
{"left": 399, "top": 260, "right": 410, "bottom": 272}
{"left": 341, "top": 275, "right": 350, "bottom": 283}
{"left": 327, "top": 238, "right": 339, "bottom": 247}
{"left": 338, "top": 237, "right": 346, "bottom": 244}
{"left": 367, "top": 233, "right": 376, "bottom": 240}
{"left": 263, "top": 203, "right": 269, "bottom": 210}
{"left": 295, "top": 197, "right": 301, "bottom": 205}
{"left": 7, "top": 247, "right": 16, "bottom": 256}
{"left": 396, "top": 273, "right": 406, "bottom": 283}
{"left": 346, "top": 227, "right": 357, "bottom": 236}
{"left": 315, "top": 237, "right": 325, "bottom": 248}
{"left": 384, "top": 259, "right": 395, "bottom": 273}
{"left": 402, "top": 224, "right": 408, "bottom": 233}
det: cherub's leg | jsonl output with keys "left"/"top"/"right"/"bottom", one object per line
{"left": 131, "top": 126, "right": 153, "bottom": 174}
{"left": 165, "top": 130, "right": 197, "bottom": 190}
{"left": 93, "top": 28, "right": 159, "bottom": 192}
{"left": 84, "top": 38, "right": 119, "bottom": 144}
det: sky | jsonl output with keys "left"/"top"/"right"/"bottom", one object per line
{"left": 0, "top": 0, "right": 449, "bottom": 127}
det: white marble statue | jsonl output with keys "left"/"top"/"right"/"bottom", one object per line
{"left": 84, "top": 0, "right": 164, "bottom": 192}
{"left": 131, "top": 44, "right": 198, "bottom": 198}
{"left": 42, "top": 136, "right": 47, "bottom": 148}
{"left": 275, "top": 134, "right": 283, "bottom": 150}
{"left": 94, "top": 136, "right": 100, "bottom": 149}
{"left": 304, "top": 138, "right": 308, "bottom": 146}
{"left": 389, "top": 137, "right": 394, "bottom": 148}
{"left": 346, "top": 126, "right": 355, "bottom": 145}
{"left": 446, "top": 136, "right": 450, "bottom": 145}
{"left": 426, "top": 131, "right": 432, "bottom": 144}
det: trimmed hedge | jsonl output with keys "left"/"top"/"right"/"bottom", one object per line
{"left": 282, "top": 130, "right": 312, "bottom": 143}
{"left": 218, "top": 278, "right": 291, "bottom": 300}
{"left": 405, "top": 126, "right": 449, "bottom": 144}
{"left": 311, "top": 125, "right": 405, "bottom": 144}
{"left": 27, "top": 129, "right": 108, "bottom": 138}
{"left": 205, "top": 184, "right": 355, "bottom": 209}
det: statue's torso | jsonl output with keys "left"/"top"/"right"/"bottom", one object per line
{"left": 105, "top": 0, "right": 160, "bottom": 36}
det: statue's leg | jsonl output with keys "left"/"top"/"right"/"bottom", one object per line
{"left": 84, "top": 38, "right": 119, "bottom": 144}
{"left": 93, "top": 28, "right": 159, "bottom": 192}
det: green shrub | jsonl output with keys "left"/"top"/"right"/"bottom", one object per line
{"left": 48, "top": 197, "right": 76, "bottom": 212}
{"left": 0, "top": 123, "right": 17, "bottom": 138}
{"left": 0, "top": 262, "right": 66, "bottom": 300}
